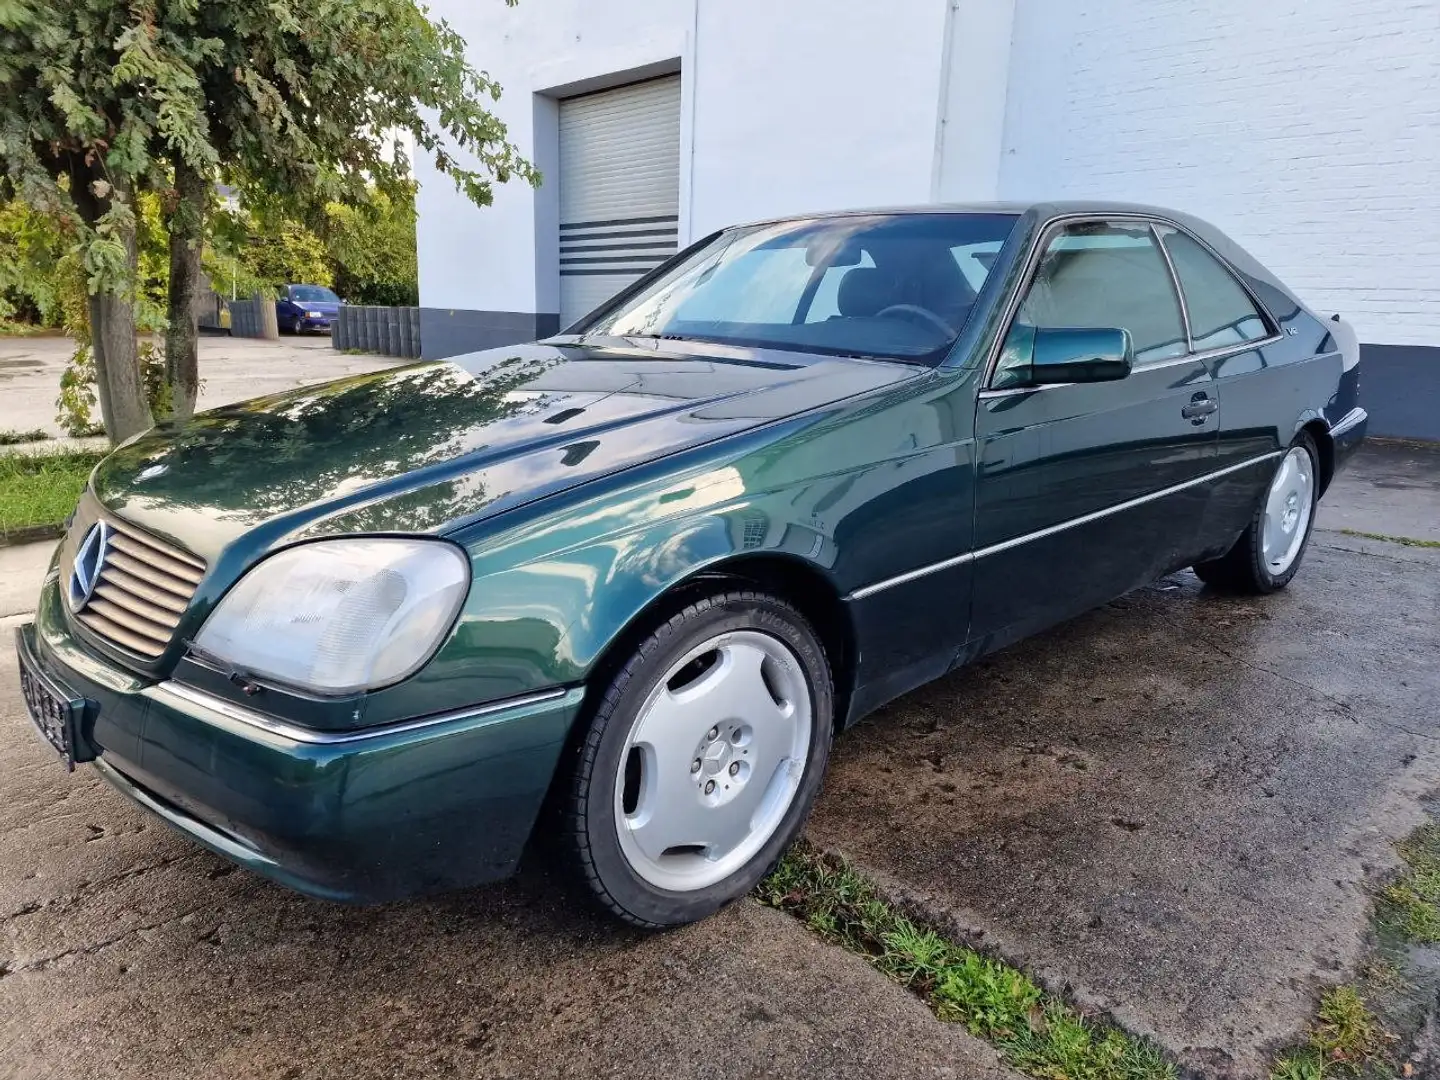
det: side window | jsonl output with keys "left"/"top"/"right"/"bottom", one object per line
{"left": 994, "top": 221, "right": 1187, "bottom": 388}
{"left": 1158, "top": 227, "right": 1271, "bottom": 350}
{"left": 804, "top": 251, "right": 875, "bottom": 323}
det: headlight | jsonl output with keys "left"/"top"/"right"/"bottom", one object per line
{"left": 306, "top": 310, "right": 323, "bottom": 318}
{"left": 194, "top": 538, "right": 470, "bottom": 695}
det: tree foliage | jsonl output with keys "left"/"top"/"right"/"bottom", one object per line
{"left": 0, "top": 0, "right": 535, "bottom": 442}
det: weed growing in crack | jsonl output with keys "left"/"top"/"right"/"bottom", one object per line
{"left": 755, "top": 841, "right": 1175, "bottom": 1080}
{"left": 1269, "top": 985, "right": 1395, "bottom": 1079}
{"left": 1338, "top": 529, "right": 1440, "bottom": 550}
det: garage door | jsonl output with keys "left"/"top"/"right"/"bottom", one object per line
{"left": 558, "top": 75, "right": 682, "bottom": 327}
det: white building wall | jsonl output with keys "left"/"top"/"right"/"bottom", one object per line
{"left": 416, "top": 0, "right": 953, "bottom": 327}
{"left": 415, "top": 0, "right": 689, "bottom": 317}
{"left": 933, "top": 0, "right": 1016, "bottom": 202}
{"left": 686, "top": 0, "right": 950, "bottom": 235}
{"left": 999, "top": 0, "right": 1440, "bottom": 346}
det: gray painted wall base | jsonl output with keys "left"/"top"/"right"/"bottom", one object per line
{"left": 415, "top": 308, "right": 1439, "bottom": 443}
{"left": 419, "top": 308, "right": 560, "bottom": 361}
{"left": 1360, "top": 344, "right": 1440, "bottom": 442}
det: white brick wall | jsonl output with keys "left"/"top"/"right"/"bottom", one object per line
{"left": 1000, "top": 0, "right": 1440, "bottom": 346}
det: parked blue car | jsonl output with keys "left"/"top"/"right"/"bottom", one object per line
{"left": 276, "top": 284, "right": 341, "bottom": 334}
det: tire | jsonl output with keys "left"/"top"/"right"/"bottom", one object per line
{"left": 562, "top": 590, "right": 833, "bottom": 928}
{"left": 1193, "top": 432, "right": 1320, "bottom": 594}
{"left": 290, "top": 317, "right": 305, "bottom": 335}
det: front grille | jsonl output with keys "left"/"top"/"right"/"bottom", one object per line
{"left": 61, "top": 496, "right": 206, "bottom": 659}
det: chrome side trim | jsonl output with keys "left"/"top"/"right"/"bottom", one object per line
{"left": 1329, "top": 407, "right": 1367, "bottom": 438}
{"left": 846, "top": 451, "right": 1283, "bottom": 601}
{"left": 151, "top": 682, "right": 574, "bottom": 746}
{"left": 1185, "top": 333, "right": 1284, "bottom": 365}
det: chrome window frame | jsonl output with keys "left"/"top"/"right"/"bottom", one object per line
{"left": 978, "top": 212, "right": 1284, "bottom": 398}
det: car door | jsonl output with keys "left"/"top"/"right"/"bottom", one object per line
{"left": 1152, "top": 224, "right": 1289, "bottom": 554}
{"left": 276, "top": 286, "right": 298, "bottom": 321}
{"left": 969, "top": 218, "right": 1218, "bottom": 654}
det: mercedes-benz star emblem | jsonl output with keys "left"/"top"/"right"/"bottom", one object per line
{"left": 68, "top": 521, "right": 112, "bottom": 611}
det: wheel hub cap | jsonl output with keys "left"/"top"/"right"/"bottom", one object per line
{"left": 1261, "top": 446, "right": 1315, "bottom": 575}
{"left": 614, "top": 630, "right": 812, "bottom": 892}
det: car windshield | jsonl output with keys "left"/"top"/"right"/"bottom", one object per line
{"left": 579, "top": 213, "right": 1019, "bottom": 363}
{"left": 291, "top": 286, "right": 340, "bottom": 303}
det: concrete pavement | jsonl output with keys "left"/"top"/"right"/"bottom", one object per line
{"left": 0, "top": 334, "right": 401, "bottom": 440}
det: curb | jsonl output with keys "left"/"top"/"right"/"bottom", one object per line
{"left": 0, "top": 524, "right": 63, "bottom": 549}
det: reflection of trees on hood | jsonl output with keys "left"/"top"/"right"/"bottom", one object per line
{"left": 96, "top": 354, "right": 564, "bottom": 519}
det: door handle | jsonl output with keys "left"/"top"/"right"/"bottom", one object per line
{"left": 1181, "top": 395, "right": 1218, "bottom": 422}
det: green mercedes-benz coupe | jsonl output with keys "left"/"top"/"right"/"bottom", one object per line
{"left": 18, "top": 202, "right": 1367, "bottom": 926}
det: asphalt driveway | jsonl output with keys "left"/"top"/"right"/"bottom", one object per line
{"left": 1, "top": 441, "right": 1437, "bottom": 1079}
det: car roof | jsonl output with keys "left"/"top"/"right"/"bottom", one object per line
{"left": 723, "top": 200, "right": 1295, "bottom": 306}
{"left": 731, "top": 200, "right": 1195, "bottom": 228}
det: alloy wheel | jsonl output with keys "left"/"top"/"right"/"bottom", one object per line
{"left": 1261, "top": 445, "right": 1315, "bottom": 575}
{"left": 613, "top": 629, "right": 812, "bottom": 892}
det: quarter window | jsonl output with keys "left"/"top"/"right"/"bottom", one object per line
{"left": 994, "top": 221, "right": 1188, "bottom": 387}
{"left": 1158, "top": 227, "right": 1271, "bottom": 350}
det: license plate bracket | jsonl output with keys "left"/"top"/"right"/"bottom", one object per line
{"left": 15, "top": 627, "right": 93, "bottom": 770}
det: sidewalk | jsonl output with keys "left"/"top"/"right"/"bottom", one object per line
{"left": 0, "top": 539, "right": 55, "bottom": 624}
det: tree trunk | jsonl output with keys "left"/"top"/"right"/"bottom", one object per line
{"left": 163, "top": 158, "right": 207, "bottom": 422}
{"left": 68, "top": 159, "right": 153, "bottom": 444}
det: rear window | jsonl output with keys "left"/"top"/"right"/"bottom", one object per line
{"left": 1157, "top": 228, "right": 1272, "bottom": 350}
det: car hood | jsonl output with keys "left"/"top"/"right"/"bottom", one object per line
{"left": 91, "top": 338, "right": 922, "bottom": 563}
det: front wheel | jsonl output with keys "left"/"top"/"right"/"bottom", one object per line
{"left": 1193, "top": 433, "right": 1319, "bottom": 594}
{"left": 562, "top": 591, "right": 833, "bottom": 927}
{"left": 290, "top": 317, "right": 305, "bottom": 335}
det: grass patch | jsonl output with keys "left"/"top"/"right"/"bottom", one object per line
{"left": 1269, "top": 986, "right": 1394, "bottom": 1079}
{"left": 756, "top": 842, "right": 1175, "bottom": 1080}
{"left": 1377, "top": 824, "right": 1440, "bottom": 942}
{"left": 0, "top": 428, "right": 51, "bottom": 446}
{"left": 1338, "top": 529, "right": 1440, "bottom": 550}
{"left": 0, "top": 450, "right": 105, "bottom": 538}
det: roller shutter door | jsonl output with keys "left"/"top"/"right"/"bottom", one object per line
{"left": 558, "top": 75, "right": 682, "bottom": 327}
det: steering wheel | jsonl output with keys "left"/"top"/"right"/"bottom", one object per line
{"left": 874, "top": 304, "right": 956, "bottom": 338}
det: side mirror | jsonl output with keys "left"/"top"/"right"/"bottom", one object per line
{"left": 1029, "top": 326, "right": 1133, "bottom": 384}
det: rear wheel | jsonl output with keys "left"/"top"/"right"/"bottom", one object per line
{"left": 562, "top": 590, "right": 832, "bottom": 927}
{"left": 1193, "top": 433, "right": 1319, "bottom": 594}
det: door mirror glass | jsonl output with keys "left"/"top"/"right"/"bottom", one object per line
{"left": 1033, "top": 326, "right": 1133, "bottom": 383}
{"left": 1002, "top": 324, "right": 1134, "bottom": 386}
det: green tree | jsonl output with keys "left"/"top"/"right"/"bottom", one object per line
{"left": 324, "top": 187, "right": 420, "bottom": 306}
{"left": 1, "top": 0, "right": 535, "bottom": 442}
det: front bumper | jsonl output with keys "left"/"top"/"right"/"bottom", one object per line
{"left": 20, "top": 576, "right": 583, "bottom": 903}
